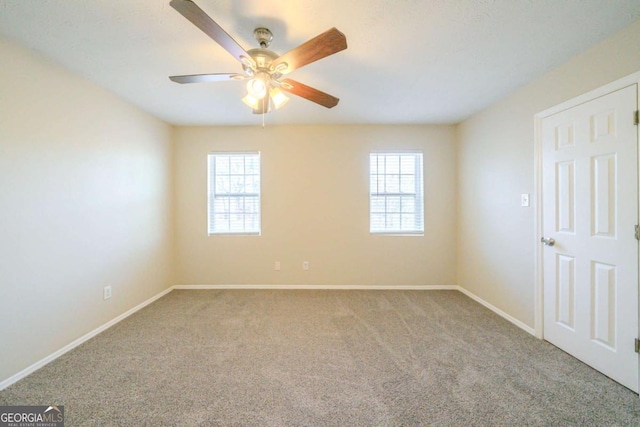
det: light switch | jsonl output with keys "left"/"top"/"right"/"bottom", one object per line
{"left": 521, "top": 193, "right": 530, "bottom": 207}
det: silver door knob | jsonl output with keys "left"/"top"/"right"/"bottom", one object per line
{"left": 541, "top": 237, "right": 555, "bottom": 246}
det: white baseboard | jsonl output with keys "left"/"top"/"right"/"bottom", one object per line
{"left": 0, "top": 286, "right": 174, "bottom": 391}
{"left": 456, "top": 286, "right": 535, "bottom": 336}
{"left": 173, "top": 284, "right": 459, "bottom": 290}
{"left": 1, "top": 284, "right": 533, "bottom": 390}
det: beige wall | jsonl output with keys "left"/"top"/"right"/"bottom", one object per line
{"left": 174, "top": 125, "right": 457, "bottom": 287}
{"left": 0, "top": 37, "right": 174, "bottom": 383}
{"left": 457, "top": 19, "right": 640, "bottom": 328}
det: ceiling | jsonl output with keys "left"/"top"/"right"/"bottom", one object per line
{"left": 1, "top": 1, "right": 639, "bottom": 126}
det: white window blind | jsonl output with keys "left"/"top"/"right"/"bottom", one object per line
{"left": 370, "top": 152, "right": 424, "bottom": 234}
{"left": 208, "top": 152, "right": 261, "bottom": 235}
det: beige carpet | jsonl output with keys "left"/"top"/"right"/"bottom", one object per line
{"left": 1, "top": 289, "right": 640, "bottom": 426}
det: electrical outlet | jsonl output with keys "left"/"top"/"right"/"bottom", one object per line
{"left": 521, "top": 193, "right": 530, "bottom": 207}
{"left": 274, "top": 261, "right": 281, "bottom": 271}
{"left": 303, "top": 261, "right": 309, "bottom": 271}
{"left": 103, "top": 286, "right": 112, "bottom": 300}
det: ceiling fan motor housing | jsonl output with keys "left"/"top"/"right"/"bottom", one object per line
{"left": 247, "top": 48, "right": 278, "bottom": 69}
{"left": 243, "top": 48, "right": 286, "bottom": 83}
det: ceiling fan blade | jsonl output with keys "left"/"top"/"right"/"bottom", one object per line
{"left": 169, "top": 73, "right": 244, "bottom": 84}
{"left": 272, "top": 28, "right": 347, "bottom": 75}
{"left": 169, "top": 0, "right": 252, "bottom": 65}
{"left": 280, "top": 78, "right": 339, "bottom": 109}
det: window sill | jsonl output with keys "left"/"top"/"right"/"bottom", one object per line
{"left": 370, "top": 232, "right": 424, "bottom": 237}
{"left": 208, "top": 232, "right": 261, "bottom": 236}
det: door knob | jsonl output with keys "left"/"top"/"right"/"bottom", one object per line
{"left": 541, "top": 237, "right": 555, "bottom": 246}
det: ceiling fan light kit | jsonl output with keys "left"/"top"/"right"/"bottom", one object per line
{"left": 168, "top": 0, "right": 347, "bottom": 116}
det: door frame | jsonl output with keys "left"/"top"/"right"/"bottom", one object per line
{"left": 533, "top": 71, "right": 640, "bottom": 340}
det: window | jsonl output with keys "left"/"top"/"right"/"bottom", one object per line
{"left": 208, "top": 152, "right": 261, "bottom": 235}
{"left": 370, "top": 152, "right": 424, "bottom": 234}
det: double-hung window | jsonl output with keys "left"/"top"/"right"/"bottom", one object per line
{"left": 208, "top": 152, "right": 261, "bottom": 235}
{"left": 370, "top": 152, "right": 424, "bottom": 234}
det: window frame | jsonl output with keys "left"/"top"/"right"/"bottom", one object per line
{"left": 369, "top": 151, "right": 424, "bottom": 236}
{"left": 207, "top": 152, "right": 261, "bottom": 236}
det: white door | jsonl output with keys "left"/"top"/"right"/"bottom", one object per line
{"left": 541, "top": 84, "right": 639, "bottom": 392}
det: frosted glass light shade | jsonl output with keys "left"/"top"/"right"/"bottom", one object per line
{"left": 270, "top": 87, "right": 289, "bottom": 109}
{"left": 242, "top": 94, "right": 260, "bottom": 109}
{"left": 246, "top": 77, "right": 267, "bottom": 99}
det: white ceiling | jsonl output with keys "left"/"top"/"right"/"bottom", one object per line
{"left": 1, "top": 1, "right": 639, "bottom": 126}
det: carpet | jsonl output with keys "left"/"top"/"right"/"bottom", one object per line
{"left": 1, "top": 289, "right": 639, "bottom": 426}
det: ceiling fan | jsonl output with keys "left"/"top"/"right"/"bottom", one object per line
{"left": 168, "top": 0, "right": 347, "bottom": 115}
